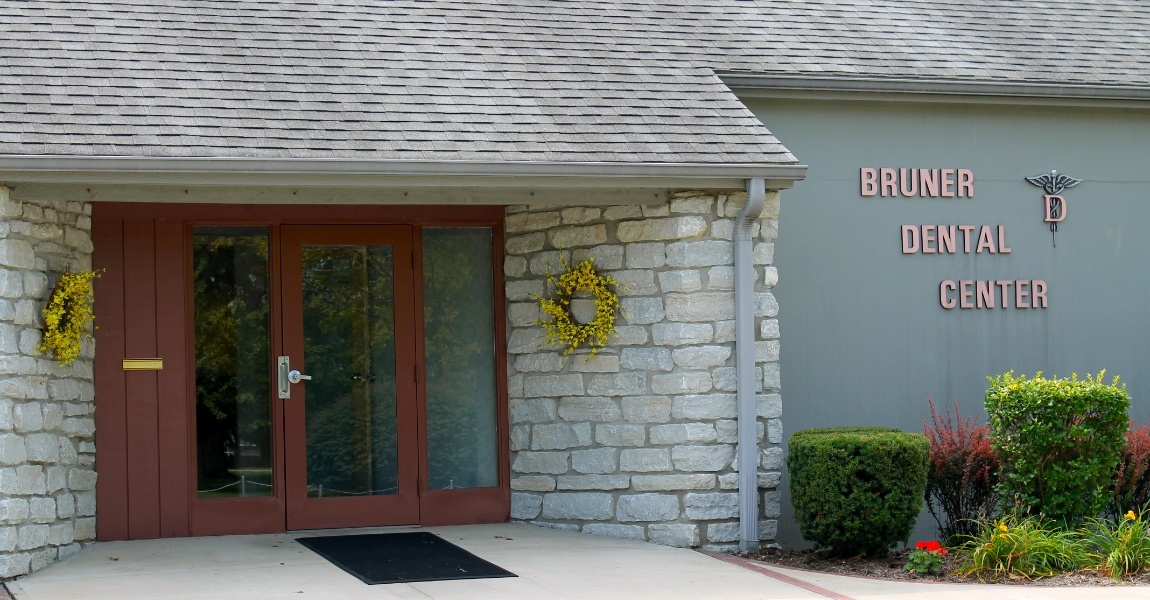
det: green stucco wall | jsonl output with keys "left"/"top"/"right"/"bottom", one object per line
{"left": 745, "top": 96, "right": 1150, "bottom": 546}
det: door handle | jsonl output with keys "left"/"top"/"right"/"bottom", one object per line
{"left": 278, "top": 356, "right": 312, "bottom": 399}
{"left": 288, "top": 370, "right": 312, "bottom": 384}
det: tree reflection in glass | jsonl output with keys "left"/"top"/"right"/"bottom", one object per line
{"left": 193, "top": 228, "right": 273, "bottom": 499}
{"left": 301, "top": 245, "right": 398, "bottom": 497}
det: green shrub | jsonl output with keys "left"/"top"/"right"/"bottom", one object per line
{"left": 955, "top": 515, "right": 1090, "bottom": 581}
{"left": 788, "top": 426, "right": 929, "bottom": 556}
{"left": 985, "top": 371, "right": 1130, "bottom": 526}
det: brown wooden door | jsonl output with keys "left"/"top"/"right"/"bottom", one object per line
{"left": 279, "top": 225, "right": 420, "bottom": 529}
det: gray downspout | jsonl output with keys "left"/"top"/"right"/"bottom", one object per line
{"left": 736, "top": 178, "right": 765, "bottom": 552}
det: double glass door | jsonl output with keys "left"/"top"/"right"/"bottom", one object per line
{"left": 192, "top": 223, "right": 501, "bottom": 532}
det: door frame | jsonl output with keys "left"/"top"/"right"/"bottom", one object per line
{"left": 92, "top": 203, "right": 510, "bottom": 540}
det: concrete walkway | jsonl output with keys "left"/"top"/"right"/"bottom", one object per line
{"left": 6, "top": 523, "right": 1148, "bottom": 600}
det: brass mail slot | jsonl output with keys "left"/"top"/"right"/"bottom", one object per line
{"left": 123, "top": 358, "right": 164, "bottom": 371}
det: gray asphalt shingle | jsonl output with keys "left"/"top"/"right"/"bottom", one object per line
{"left": 1, "top": 1, "right": 1148, "bottom": 163}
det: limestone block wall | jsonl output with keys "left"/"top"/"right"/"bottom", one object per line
{"left": 0, "top": 187, "right": 95, "bottom": 578}
{"left": 505, "top": 190, "right": 783, "bottom": 550}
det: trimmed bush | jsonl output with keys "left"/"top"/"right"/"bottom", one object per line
{"left": 788, "top": 426, "right": 929, "bottom": 556}
{"left": 985, "top": 371, "right": 1130, "bottom": 526}
{"left": 923, "top": 397, "right": 999, "bottom": 545}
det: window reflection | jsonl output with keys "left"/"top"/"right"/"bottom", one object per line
{"left": 301, "top": 245, "right": 399, "bottom": 497}
{"left": 423, "top": 227, "right": 498, "bottom": 490}
{"left": 193, "top": 227, "right": 273, "bottom": 498}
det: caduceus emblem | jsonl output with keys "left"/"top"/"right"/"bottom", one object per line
{"left": 1025, "top": 170, "right": 1081, "bottom": 247}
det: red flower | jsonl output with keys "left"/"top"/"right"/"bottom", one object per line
{"left": 916, "top": 541, "right": 928, "bottom": 550}
{"left": 924, "top": 540, "right": 942, "bottom": 552}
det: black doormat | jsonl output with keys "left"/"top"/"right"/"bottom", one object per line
{"left": 296, "top": 532, "right": 517, "bottom": 585}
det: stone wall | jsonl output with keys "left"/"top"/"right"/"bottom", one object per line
{"left": 505, "top": 190, "right": 783, "bottom": 550}
{"left": 0, "top": 186, "right": 95, "bottom": 578}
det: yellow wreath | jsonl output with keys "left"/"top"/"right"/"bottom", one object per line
{"left": 38, "top": 270, "right": 101, "bottom": 365}
{"left": 537, "top": 258, "right": 620, "bottom": 357}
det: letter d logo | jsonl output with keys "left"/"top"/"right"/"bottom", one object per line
{"left": 1044, "top": 194, "right": 1066, "bottom": 223}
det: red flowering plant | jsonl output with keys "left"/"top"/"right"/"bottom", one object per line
{"left": 904, "top": 540, "right": 948, "bottom": 575}
{"left": 923, "top": 397, "right": 999, "bottom": 544}
{"left": 1111, "top": 422, "right": 1150, "bottom": 520}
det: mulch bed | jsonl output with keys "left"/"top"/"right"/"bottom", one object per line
{"left": 743, "top": 547, "right": 1150, "bottom": 586}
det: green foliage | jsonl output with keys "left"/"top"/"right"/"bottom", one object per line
{"left": 985, "top": 371, "right": 1130, "bottom": 526}
{"left": 904, "top": 540, "right": 948, "bottom": 575}
{"left": 923, "top": 397, "right": 999, "bottom": 545}
{"left": 1084, "top": 510, "right": 1150, "bottom": 578}
{"left": 955, "top": 515, "right": 1090, "bottom": 581}
{"left": 788, "top": 427, "right": 929, "bottom": 556}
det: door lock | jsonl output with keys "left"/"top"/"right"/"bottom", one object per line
{"left": 278, "top": 356, "right": 312, "bottom": 398}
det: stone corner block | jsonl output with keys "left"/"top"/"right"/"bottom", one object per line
{"left": 511, "top": 492, "right": 543, "bottom": 520}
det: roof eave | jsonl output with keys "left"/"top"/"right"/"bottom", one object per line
{"left": 0, "top": 156, "right": 807, "bottom": 191}
{"left": 722, "top": 73, "right": 1150, "bottom": 103}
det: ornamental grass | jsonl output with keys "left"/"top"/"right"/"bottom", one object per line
{"left": 954, "top": 515, "right": 1090, "bottom": 581}
{"left": 1083, "top": 510, "right": 1150, "bottom": 578}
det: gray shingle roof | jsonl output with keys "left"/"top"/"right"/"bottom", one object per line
{"left": 0, "top": 0, "right": 792, "bottom": 163}
{"left": 1, "top": 1, "right": 1148, "bottom": 164}
{"left": 737, "top": 0, "right": 1150, "bottom": 86}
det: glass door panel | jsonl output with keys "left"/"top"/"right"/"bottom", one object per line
{"left": 300, "top": 245, "right": 398, "bottom": 498}
{"left": 192, "top": 227, "right": 274, "bottom": 499}
{"left": 281, "top": 225, "right": 418, "bottom": 529}
{"left": 422, "top": 227, "right": 498, "bottom": 490}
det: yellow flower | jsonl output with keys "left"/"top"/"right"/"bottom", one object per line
{"left": 996, "top": 522, "right": 1009, "bottom": 533}
{"left": 1126, "top": 510, "right": 1137, "bottom": 521}
{"left": 38, "top": 269, "right": 102, "bottom": 365}
{"left": 536, "top": 258, "right": 620, "bottom": 358}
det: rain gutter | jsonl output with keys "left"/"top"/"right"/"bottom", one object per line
{"left": 0, "top": 156, "right": 807, "bottom": 189}
{"left": 721, "top": 73, "right": 1150, "bottom": 102}
{"left": 736, "top": 177, "right": 765, "bottom": 552}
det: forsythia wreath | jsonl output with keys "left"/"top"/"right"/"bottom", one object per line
{"left": 537, "top": 258, "right": 620, "bottom": 357}
{"left": 38, "top": 269, "right": 101, "bottom": 365}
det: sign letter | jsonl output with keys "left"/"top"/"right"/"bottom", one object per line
{"left": 901, "top": 225, "right": 920, "bottom": 254}
{"left": 1044, "top": 194, "right": 1066, "bottom": 223}
{"left": 940, "top": 281, "right": 957, "bottom": 309}
{"left": 861, "top": 168, "right": 878, "bottom": 196}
